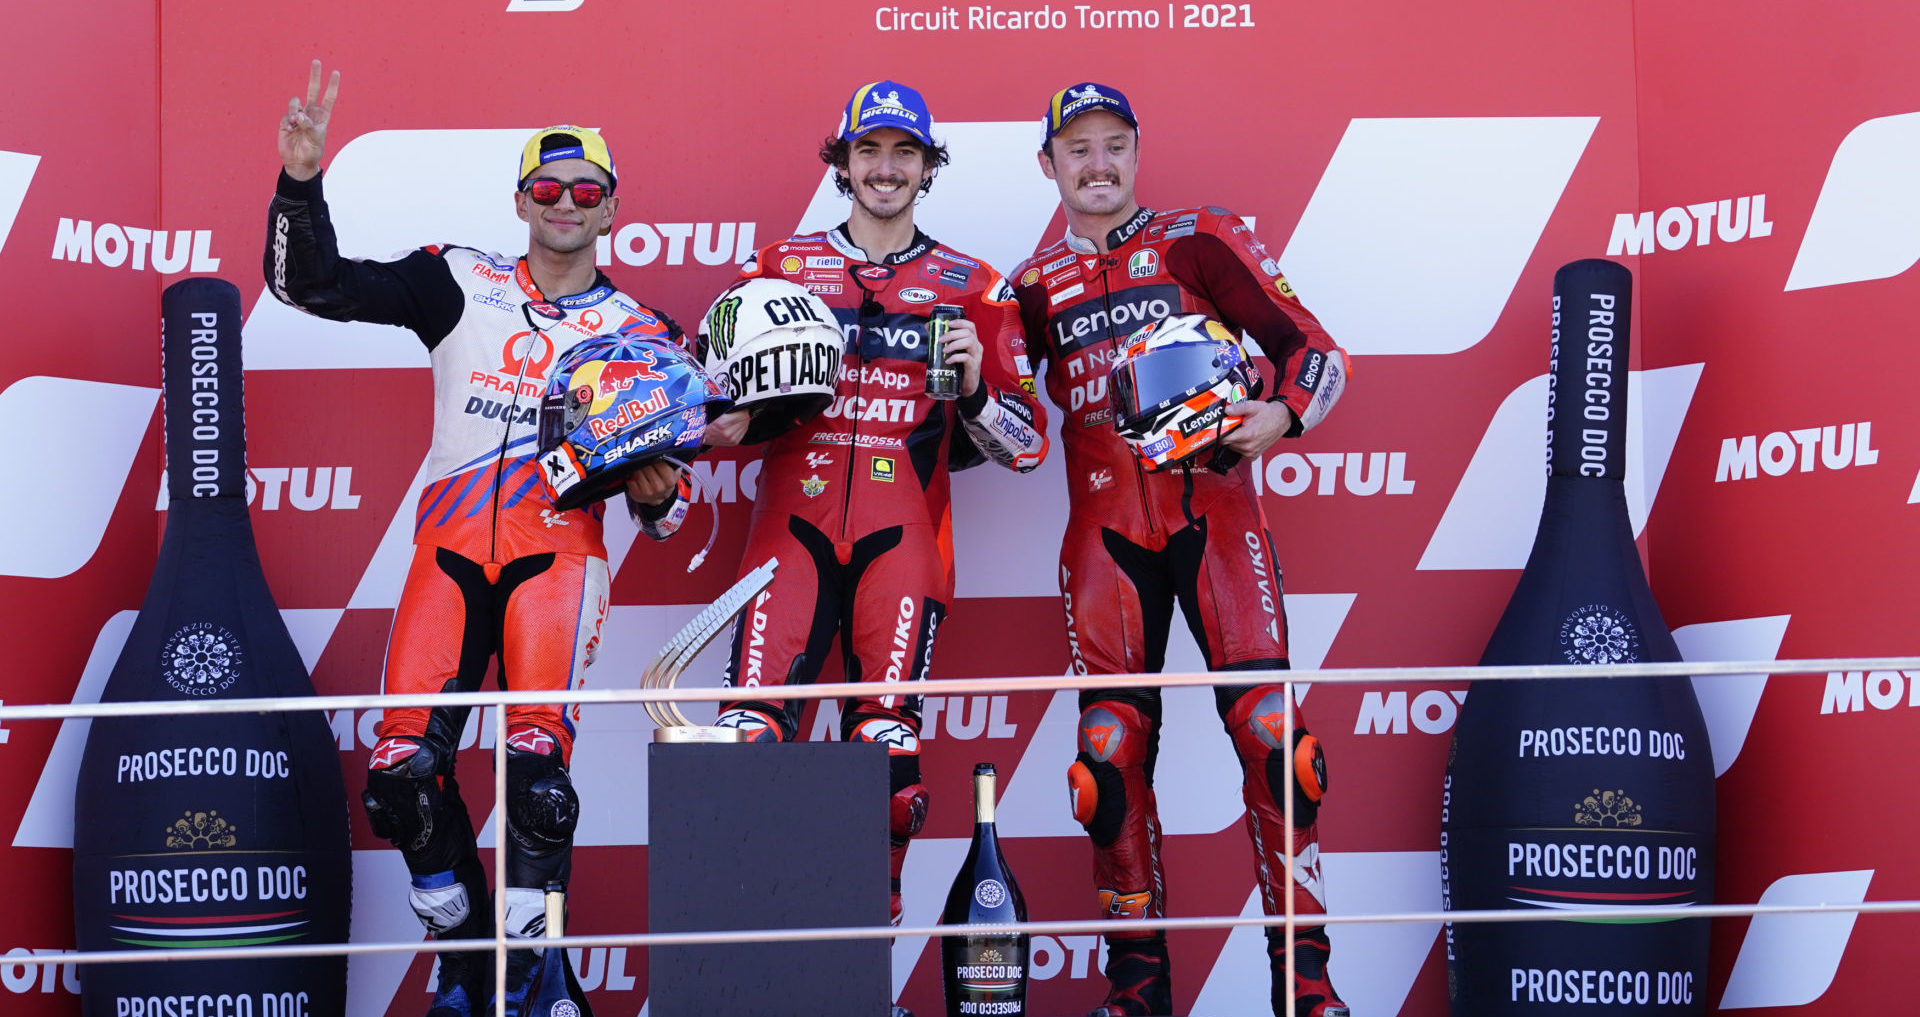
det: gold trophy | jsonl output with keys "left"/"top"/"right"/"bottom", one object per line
{"left": 645, "top": 557, "right": 778, "bottom": 743}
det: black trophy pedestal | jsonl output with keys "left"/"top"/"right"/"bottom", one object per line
{"left": 648, "top": 740, "right": 890, "bottom": 1016}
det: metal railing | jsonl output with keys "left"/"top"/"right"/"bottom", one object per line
{"left": 7, "top": 654, "right": 1918, "bottom": 1013}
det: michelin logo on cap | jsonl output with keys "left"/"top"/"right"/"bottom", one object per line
{"left": 840, "top": 80, "right": 936, "bottom": 146}
{"left": 1043, "top": 82, "right": 1139, "bottom": 143}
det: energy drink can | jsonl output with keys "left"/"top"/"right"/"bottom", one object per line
{"left": 925, "top": 304, "right": 964, "bottom": 400}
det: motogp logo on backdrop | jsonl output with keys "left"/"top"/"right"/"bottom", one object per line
{"left": 161, "top": 622, "right": 242, "bottom": 696}
{"left": 1558, "top": 605, "right": 1640, "bottom": 666}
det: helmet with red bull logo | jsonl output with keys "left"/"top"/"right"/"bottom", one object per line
{"left": 536, "top": 332, "right": 732, "bottom": 509}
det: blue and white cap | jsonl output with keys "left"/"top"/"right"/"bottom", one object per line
{"left": 1042, "top": 82, "right": 1139, "bottom": 143}
{"left": 838, "top": 81, "right": 936, "bottom": 146}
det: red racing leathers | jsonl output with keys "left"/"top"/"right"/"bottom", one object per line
{"left": 714, "top": 225, "right": 1047, "bottom": 920}
{"left": 266, "top": 169, "right": 690, "bottom": 947}
{"left": 1011, "top": 205, "right": 1349, "bottom": 1016}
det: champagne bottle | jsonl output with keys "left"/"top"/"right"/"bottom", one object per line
{"left": 941, "top": 763, "right": 1029, "bottom": 1017}
{"left": 72, "top": 278, "right": 352, "bottom": 1016}
{"left": 1442, "top": 259, "right": 1715, "bottom": 1015}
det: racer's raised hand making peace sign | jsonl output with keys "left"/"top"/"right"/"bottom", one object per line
{"left": 278, "top": 59, "right": 339, "bottom": 182}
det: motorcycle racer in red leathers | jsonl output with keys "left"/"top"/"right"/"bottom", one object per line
{"left": 266, "top": 63, "right": 689, "bottom": 1017}
{"left": 700, "top": 83, "right": 1047, "bottom": 961}
{"left": 1009, "top": 83, "right": 1351, "bottom": 1017}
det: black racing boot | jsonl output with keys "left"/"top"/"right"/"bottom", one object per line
{"left": 426, "top": 939, "right": 491, "bottom": 1017}
{"left": 1087, "top": 935, "right": 1173, "bottom": 1016}
{"left": 1269, "top": 927, "right": 1349, "bottom": 1017}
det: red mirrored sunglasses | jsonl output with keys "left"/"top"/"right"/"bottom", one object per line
{"left": 523, "top": 178, "right": 608, "bottom": 208}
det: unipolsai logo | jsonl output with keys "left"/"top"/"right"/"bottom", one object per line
{"left": 1557, "top": 604, "right": 1639, "bottom": 665}
{"left": 161, "top": 622, "right": 243, "bottom": 696}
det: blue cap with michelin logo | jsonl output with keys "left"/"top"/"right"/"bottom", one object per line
{"left": 839, "top": 81, "right": 935, "bottom": 146}
{"left": 1042, "top": 82, "right": 1139, "bottom": 144}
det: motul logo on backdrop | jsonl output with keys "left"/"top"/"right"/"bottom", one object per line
{"left": 1251, "top": 451, "right": 1416, "bottom": 497}
{"left": 1606, "top": 194, "right": 1773, "bottom": 256}
{"left": 1714, "top": 421, "right": 1878, "bottom": 482}
{"left": 919, "top": 695, "right": 1019, "bottom": 741}
{"left": 1354, "top": 689, "right": 1470, "bottom": 735}
{"left": 1820, "top": 671, "right": 1920, "bottom": 714}
{"left": 598, "top": 222, "right": 757, "bottom": 267}
{"left": 0, "top": 950, "right": 78, "bottom": 995}
{"left": 50, "top": 219, "right": 220, "bottom": 273}
{"left": 155, "top": 468, "right": 363, "bottom": 511}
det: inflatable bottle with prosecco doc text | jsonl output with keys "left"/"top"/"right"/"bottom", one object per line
{"left": 1442, "top": 259, "right": 1715, "bottom": 1016}
{"left": 72, "top": 277, "right": 350, "bottom": 1016}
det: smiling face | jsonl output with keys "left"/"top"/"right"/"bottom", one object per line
{"left": 515, "top": 157, "right": 619, "bottom": 256}
{"left": 844, "top": 127, "right": 929, "bottom": 224}
{"left": 1040, "top": 110, "right": 1140, "bottom": 222}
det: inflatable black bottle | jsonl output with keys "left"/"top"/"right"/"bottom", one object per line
{"left": 73, "top": 278, "right": 351, "bottom": 1016}
{"left": 1442, "top": 259, "right": 1714, "bottom": 1015}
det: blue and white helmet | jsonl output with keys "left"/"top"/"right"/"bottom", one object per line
{"left": 536, "top": 333, "right": 732, "bottom": 510}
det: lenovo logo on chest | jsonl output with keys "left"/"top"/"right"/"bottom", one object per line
{"left": 1049, "top": 285, "right": 1180, "bottom": 354}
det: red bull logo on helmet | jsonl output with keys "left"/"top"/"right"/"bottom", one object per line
{"left": 586, "top": 385, "right": 670, "bottom": 440}
{"left": 596, "top": 351, "right": 667, "bottom": 397}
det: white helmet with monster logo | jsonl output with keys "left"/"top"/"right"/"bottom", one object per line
{"left": 696, "top": 278, "right": 845, "bottom": 443}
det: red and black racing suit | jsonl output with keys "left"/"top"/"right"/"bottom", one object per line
{"left": 1011, "top": 205, "right": 1349, "bottom": 1016}
{"left": 266, "top": 169, "right": 690, "bottom": 947}
{"left": 714, "top": 225, "right": 1047, "bottom": 921}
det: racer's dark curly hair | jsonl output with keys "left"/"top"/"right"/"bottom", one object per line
{"left": 819, "top": 135, "right": 950, "bottom": 198}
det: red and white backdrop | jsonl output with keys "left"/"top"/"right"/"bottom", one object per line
{"left": 3, "top": 1, "right": 1916, "bottom": 1013}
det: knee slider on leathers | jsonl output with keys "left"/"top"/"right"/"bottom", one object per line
{"left": 363, "top": 738, "right": 458, "bottom": 858}
{"left": 1274, "top": 729, "right": 1328, "bottom": 825}
{"left": 1068, "top": 702, "right": 1154, "bottom": 848}
{"left": 1228, "top": 688, "right": 1329, "bottom": 824}
{"left": 505, "top": 745, "right": 579, "bottom": 853}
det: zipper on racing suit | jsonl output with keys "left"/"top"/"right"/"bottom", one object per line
{"left": 839, "top": 310, "right": 864, "bottom": 546}
{"left": 1093, "top": 257, "right": 1159, "bottom": 537}
{"left": 488, "top": 305, "right": 550, "bottom": 565}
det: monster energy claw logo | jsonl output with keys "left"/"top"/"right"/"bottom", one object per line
{"left": 1557, "top": 604, "right": 1640, "bottom": 666}
{"left": 161, "top": 621, "right": 243, "bottom": 696}
{"left": 707, "top": 296, "right": 742, "bottom": 360}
